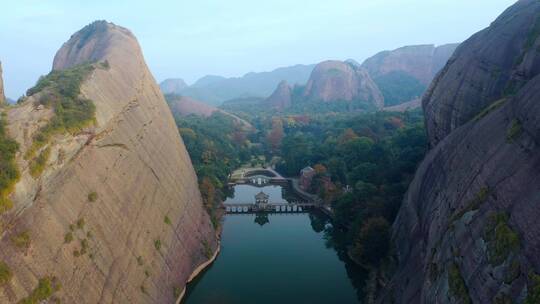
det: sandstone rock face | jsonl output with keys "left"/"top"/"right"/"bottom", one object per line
{"left": 304, "top": 60, "right": 384, "bottom": 108}
{"left": 160, "top": 78, "right": 188, "bottom": 95}
{"left": 423, "top": 0, "right": 540, "bottom": 146}
{"left": 264, "top": 80, "right": 292, "bottom": 110}
{"left": 0, "top": 61, "right": 5, "bottom": 105}
{"left": 0, "top": 20, "right": 217, "bottom": 304}
{"left": 362, "top": 44, "right": 459, "bottom": 86}
{"left": 386, "top": 1, "right": 540, "bottom": 303}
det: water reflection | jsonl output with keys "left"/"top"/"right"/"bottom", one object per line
{"left": 184, "top": 185, "right": 368, "bottom": 304}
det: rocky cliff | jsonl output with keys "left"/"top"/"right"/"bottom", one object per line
{"left": 0, "top": 21, "right": 217, "bottom": 303}
{"left": 362, "top": 44, "right": 459, "bottom": 86}
{"left": 0, "top": 61, "right": 5, "bottom": 105}
{"left": 160, "top": 78, "right": 188, "bottom": 95}
{"left": 386, "top": 1, "right": 540, "bottom": 303}
{"left": 263, "top": 80, "right": 292, "bottom": 110}
{"left": 304, "top": 60, "right": 384, "bottom": 108}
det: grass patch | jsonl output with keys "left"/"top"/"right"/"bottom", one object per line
{"left": 448, "top": 262, "right": 472, "bottom": 304}
{"left": 472, "top": 98, "right": 507, "bottom": 122}
{"left": 164, "top": 215, "right": 171, "bottom": 225}
{"left": 18, "top": 276, "right": 61, "bottom": 304}
{"left": 80, "top": 239, "right": 89, "bottom": 255}
{"left": 526, "top": 272, "right": 540, "bottom": 304}
{"left": 76, "top": 218, "right": 85, "bottom": 230}
{"left": 506, "top": 119, "right": 523, "bottom": 142}
{"left": 173, "top": 286, "right": 183, "bottom": 298}
{"left": 0, "top": 114, "right": 20, "bottom": 214}
{"left": 29, "top": 147, "right": 50, "bottom": 178}
{"left": 154, "top": 239, "right": 161, "bottom": 251}
{"left": 451, "top": 187, "right": 489, "bottom": 222}
{"left": 25, "top": 63, "right": 96, "bottom": 161}
{"left": 87, "top": 191, "right": 98, "bottom": 202}
{"left": 0, "top": 261, "right": 12, "bottom": 286}
{"left": 11, "top": 231, "right": 31, "bottom": 249}
{"left": 484, "top": 213, "right": 520, "bottom": 266}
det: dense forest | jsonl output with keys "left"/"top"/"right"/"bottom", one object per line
{"left": 174, "top": 112, "right": 253, "bottom": 228}
{"left": 175, "top": 104, "right": 427, "bottom": 273}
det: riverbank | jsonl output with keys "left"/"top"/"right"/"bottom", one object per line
{"left": 175, "top": 239, "right": 222, "bottom": 304}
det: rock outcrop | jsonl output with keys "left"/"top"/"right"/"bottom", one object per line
{"left": 160, "top": 78, "right": 188, "bottom": 95}
{"left": 362, "top": 44, "right": 459, "bottom": 86}
{"left": 386, "top": 1, "right": 540, "bottom": 303}
{"left": 0, "top": 61, "right": 5, "bottom": 105}
{"left": 264, "top": 80, "right": 292, "bottom": 110}
{"left": 303, "top": 60, "right": 384, "bottom": 109}
{"left": 0, "top": 21, "right": 217, "bottom": 304}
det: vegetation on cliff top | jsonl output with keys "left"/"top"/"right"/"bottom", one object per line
{"left": 0, "top": 112, "right": 19, "bottom": 214}
{"left": 25, "top": 63, "right": 97, "bottom": 178}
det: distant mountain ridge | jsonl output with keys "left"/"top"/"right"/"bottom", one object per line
{"left": 160, "top": 64, "right": 316, "bottom": 106}
{"left": 163, "top": 43, "right": 458, "bottom": 110}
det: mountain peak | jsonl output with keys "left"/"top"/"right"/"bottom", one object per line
{"left": 53, "top": 20, "right": 139, "bottom": 71}
{"left": 264, "top": 80, "right": 292, "bottom": 110}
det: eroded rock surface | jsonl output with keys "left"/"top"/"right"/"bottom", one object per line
{"left": 386, "top": 1, "right": 540, "bottom": 303}
{"left": 304, "top": 60, "right": 384, "bottom": 108}
{"left": 362, "top": 44, "right": 458, "bottom": 86}
{"left": 0, "top": 21, "right": 217, "bottom": 304}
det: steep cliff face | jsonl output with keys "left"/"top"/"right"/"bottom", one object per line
{"left": 362, "top": 44, "right": 459, "bottom": 86}
{"left": 0, "top": 21, "right": 217, "bottom": 304}
{"left": 424, "top": 0, "right": 540, "bottom": 146}
{"left": 0, "top": 61, "right": 5, "bottom": 105}
{"left": 264, "top": 80, "right": 292, "bottom": 110}
{"left": 304, "top": 60, "right": 384, "bottom": 108}
{"left": 160, "top": 79, "right": 188, "bottom": 95}
{"left": 387, "top": 1, "right": 540, "bottom": 303}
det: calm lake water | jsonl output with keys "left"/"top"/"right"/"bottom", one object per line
{"left": 184, "top": 185, "right": 366, "bottom": 304}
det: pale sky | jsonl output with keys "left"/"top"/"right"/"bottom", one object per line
{"left": 0, "top": 0, "right": 517, "bottom": 98}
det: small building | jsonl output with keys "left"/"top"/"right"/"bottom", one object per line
{"left": 255, "top": 191, "right": 269, "bottom": 205}
{"left": 299, "top": 166, "right": 316, "bottom": 191}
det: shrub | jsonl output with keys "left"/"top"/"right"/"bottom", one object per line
{"left": 80, "top": 239, "right": 89, "bottom": 254}
{"left": 526, "top": 272, "right": 540, "bottom": 304}
{"left": 0, "top": 261, "right": 12, "bottom": 286}
{"left": 202, "top": 239, "right": 213, "bottom": 259}
{"left": 137, "top": 256, "right": 144, "bottom": 266}
{"left": 451, "top": 187, "right": 489, "bottom": 222}
{"left": 11, "top": 231, "right": 31, "bottom": 249}
{"left": 64, "top": 232, "right": 73, "bottom": 244}
{"left": 87, "top": 191, "right": 98, "bottom": 202}
{"left": 164, "top": 215, "right": 171, "bottom": 225}
{"left": 0, "top": 115, "right": 20, "bottom": 214}
{"left": 173, "top": 286, "right": 183, "bottom": 298}
{"left": 448, "top": 262, "right": 472, "bottom": 304}
{"left": 484, "top": 213, "right": 520, "bottom": 266}
{"left": 29, "top": 147, "right": 51, "bottom": 178}
{"left": 506, "top": 119, "right": 523, "bottom": 142}
{"left": 76, "top": 218, "right": 85, "bottom": 230}
{"left": 18, "top": 276, "right": 61, "bottom": 304}
{"left": 25, "top": 63, "right": 96, "bottom": 161}
{"left": 154, "top": 239, "right": 161, "bottom": 251}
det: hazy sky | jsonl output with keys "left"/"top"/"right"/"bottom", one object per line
{"left": 0, "top": 0, "right": 516, "bottom": 98}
